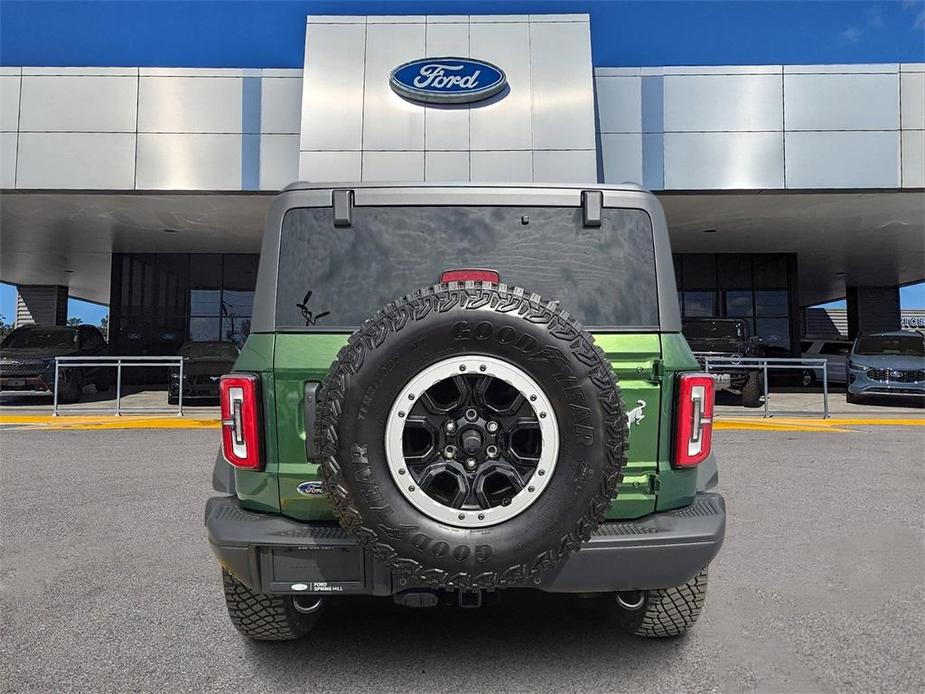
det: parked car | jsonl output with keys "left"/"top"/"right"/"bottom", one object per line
{"left": 168, "top": 341, "right": 239, "bottom": 405}
{"left": 846, "top": 330, "right": 925, "bottom": 404}
{"left": 800, "top": 337, "right": 853, "bottom": 385}
{"left": 206, "top": 183, "right": 725, "bottom": 641}
{"left": 0, "top": 324, "right": 109, "bottom": 403}
{"left": 683, "top": 317, "right": 764, "bottom": 407}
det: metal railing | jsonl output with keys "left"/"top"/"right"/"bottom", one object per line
{"left": 53, "top": 356, "right": 184, "bottom": 416}
{"left": 693, "top": 355, "right": 830, "bottom": 418}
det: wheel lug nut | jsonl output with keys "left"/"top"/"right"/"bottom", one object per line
{"left": 465, "top": 458, "right": 477, "bottom": 471}
{"left": 486, "top": 445, "right": 498, "bottom": 458}
{"left": 445, "top": 421, "right": 456, "bottom": 433}
{"left": 486, "top": 421, "right": 499, "bottom": 433}
{"left": 465, "top": 408, "right": 478, "bottom": 422}
{"left": 444, "top": 445, "right": 456, "bottom": 459}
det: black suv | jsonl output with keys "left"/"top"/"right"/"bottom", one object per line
{"left": 683, "top": 318, "right": 764, "bottom": 407}
{"left": 0, "top": 324, "right": 109, "bottom": 403}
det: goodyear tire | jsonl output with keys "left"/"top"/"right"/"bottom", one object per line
{"left": 221, "top": 570, "right": 322, "bottom": 641}
{"left": 317, "top": 282, "right": 628, "bottom": 591}
{"left": 611, "top": 566, "right": 709, "bottom": 638}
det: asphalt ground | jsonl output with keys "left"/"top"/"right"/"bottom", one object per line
{"left": 1, "top": 426, "right": 923, "bottom": 693}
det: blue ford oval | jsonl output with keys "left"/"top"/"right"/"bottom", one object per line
{"left": 390, "top": 57, "right": 507, "bottom": 104}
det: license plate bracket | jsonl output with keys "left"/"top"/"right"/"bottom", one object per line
{"left": 262, "top": 545, "right": 365, "bottom": 594}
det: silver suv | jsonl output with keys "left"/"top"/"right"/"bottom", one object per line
{"left": 846, "top": 331, "right": 925, "bottom": 404}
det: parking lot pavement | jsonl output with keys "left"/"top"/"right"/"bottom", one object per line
{"left": 1, "top": 427, "right": 923, "bottom": 693}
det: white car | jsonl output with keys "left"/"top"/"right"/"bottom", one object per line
{"left": 801, "top": 338, "right": 853, "bottom": 385}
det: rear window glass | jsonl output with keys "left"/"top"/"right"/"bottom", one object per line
{"left": 275, "top": 206, "right": 659, "bottom": 329}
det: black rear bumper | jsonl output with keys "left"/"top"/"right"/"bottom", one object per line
{"left": 206, "top": 493, "right": 726, "bottom": 595}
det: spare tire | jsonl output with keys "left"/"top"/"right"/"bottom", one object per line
{"left": 317, "top": 282, "right": 628, "bottom": 590}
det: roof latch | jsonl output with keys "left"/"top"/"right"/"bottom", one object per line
{"left": 581, "top": 190, "right": 603, "bottom": 228}
{"left": 332, "top": 189, "right": 354, "bottom": 228}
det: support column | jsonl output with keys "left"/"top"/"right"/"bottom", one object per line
{"left": 846, "top": 285, "right": 900, "bottom": 339}
{"left": 15, "top": 285, "right": 68, "bottom": 327}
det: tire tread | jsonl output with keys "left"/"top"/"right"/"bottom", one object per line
{"left": 616, "top": 567, "right": 709, "bottom": 638}
{"left": 221, "top": 569, "right": 317, "bottom": 641}
{"left": 316, "top": 281, "right": 628, "bottom": 591}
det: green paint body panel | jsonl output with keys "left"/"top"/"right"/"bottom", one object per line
{"left": 226, "top": 330, "right": 702, "bottom": 522}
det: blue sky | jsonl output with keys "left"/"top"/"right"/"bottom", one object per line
{"left": 1, "top": 1, "right": 924, "bottom": 68}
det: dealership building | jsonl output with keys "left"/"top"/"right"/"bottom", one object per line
{"left": 1, "top": 13, "right": 923, "bottom": 357}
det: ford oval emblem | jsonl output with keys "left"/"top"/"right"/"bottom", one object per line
{"left": 296, "top": 481, "right": 325, "bottom": 497}
{"left": 390, "top": 57, "right": 507, "bottom": 105}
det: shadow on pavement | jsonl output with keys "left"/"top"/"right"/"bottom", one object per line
{"left": 241, "top": 592, "right": 684, "bottom": 689}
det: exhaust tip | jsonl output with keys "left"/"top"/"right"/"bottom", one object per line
{"left": 615, "top": 591, "right": 645, "bottom": 611}
{"left": 292, "top": 595, "right": 324, "bottom": 614}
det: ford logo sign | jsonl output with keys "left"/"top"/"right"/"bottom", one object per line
{"left": 390, "top": 57, "right": 507, "bottom": 105}
{"left": 296, "top": 481, "right": 325, "bottom": 497}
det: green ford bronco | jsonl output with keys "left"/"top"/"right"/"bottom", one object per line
{"left": 206, "top": 183, "right": 725, "bottom": 640}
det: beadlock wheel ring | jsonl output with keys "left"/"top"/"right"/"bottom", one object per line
{"left": 384, "top": 356, "right": 559, "bottom": 529}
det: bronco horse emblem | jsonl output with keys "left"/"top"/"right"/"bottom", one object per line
{"left": 626, "top": 400, "right": 647, "bottom": 427}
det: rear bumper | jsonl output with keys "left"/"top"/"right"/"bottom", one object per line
{"left": 205, "top": 492, "right": 726, "bottom": 595}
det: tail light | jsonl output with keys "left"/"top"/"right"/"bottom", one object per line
{"left": 441, "top": 269, "right": 500, "bottom": 284}
{"left": 674, "top": 373, "right": 714, "bottom": 467}
{"left": 220, "top": 373, "right": 263, "bottom": 470}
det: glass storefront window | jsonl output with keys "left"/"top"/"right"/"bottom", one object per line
{"left": 190, "top": 289, "right": 222, "bottom": 315}
{"left": 683, "top": 291, "right": 717, "bottom": 317}
{"left": 681, "top": 254, "right": 717, "bottom": 290}
{"left": 723, "top": 290, "right": 753, "bottom": 317}
{"left": 222, "top": 316, "right": 252, "bottom": 346}
{"left": 189, "top": 316, "right": 221, "bottom": 342}
{"left": 752, "top": 255, "right": 788, "bottom": 289}
{"left": 674, "top": 253, "right": 795, "bottom": 355}
{"left": 716, "top": 255, "right": 751, "bottom": 288}
{"left": 756, "top": 318, "right": 790, "bottom": 351}
{"left": 221, "top": 290, "right": 254, "bottom": 317}
{"left": 754, "top": 289, "right": 789, "bottom": 316}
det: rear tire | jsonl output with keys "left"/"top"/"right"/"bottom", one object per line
{"left": 611, "top": 566, "right": 709, "bottom": 638}
{"left": 741, "top": 371, "right": 762, "bottom": 408}
{"left": 221, "top": 569, "right": 322, "bottom": 641}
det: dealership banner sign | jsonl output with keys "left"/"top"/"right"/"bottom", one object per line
{"left": 390, "top": 57, "right": 507, "bottom": 104}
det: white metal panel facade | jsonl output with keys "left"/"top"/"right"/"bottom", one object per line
{"left": 298, "top": 14, "right": 598, "bottom": 183}
{"left": 595, "top": 62, "right": 924, "bottom": 190}
{"left": 0, "top": 14, "right": 920, "bottom": 193}
{"left": 16, "top": 132, "right": 135, "bottom": 189}
{"left": 3, "top": 67, "right": 302, "bottom": 191}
